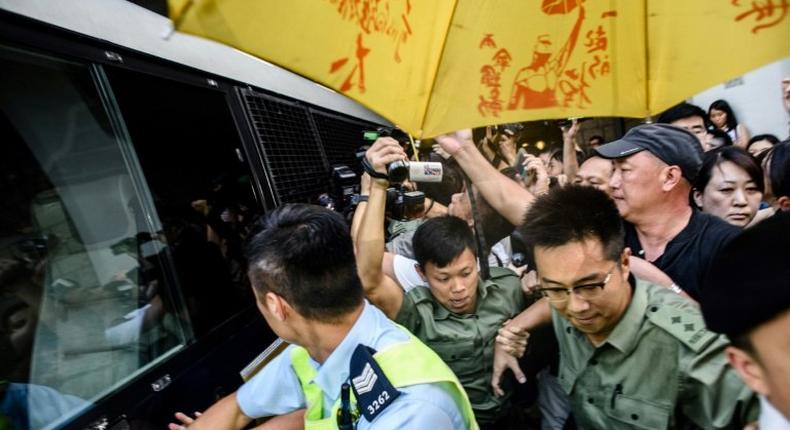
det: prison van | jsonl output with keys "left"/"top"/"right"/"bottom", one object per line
{"left": 0, "top": 1, "right": 389, "bottom": 428}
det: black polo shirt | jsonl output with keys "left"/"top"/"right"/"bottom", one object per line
{"left": 624, "top": 209, "right": 740, "bottom": 299}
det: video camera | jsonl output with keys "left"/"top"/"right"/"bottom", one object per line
{"left": 361, "top": 127, "right": 443, "bottom": 221}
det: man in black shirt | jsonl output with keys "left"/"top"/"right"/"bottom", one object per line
{"left": 595, "top": 124, "right": 739, "bottom": 298}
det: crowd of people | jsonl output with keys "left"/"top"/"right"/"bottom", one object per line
{"left": 170, "top": 81, "right": 790, "bottom": 429}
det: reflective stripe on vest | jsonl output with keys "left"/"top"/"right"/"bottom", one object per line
{"left": 290, "top": 329, "right": 479, "bottom": 430}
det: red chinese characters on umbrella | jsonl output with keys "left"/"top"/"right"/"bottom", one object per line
{"left": 731, "top": 0, "right": 788, "bottom": 34}
{"left": 329, "top": 0, "right": 414, "bottom": 93}
{"left": 478, "top": 34, "right": 511, "bottom": 117}
{"left": 477, "top": 0, "right": 618, "bottom": 117}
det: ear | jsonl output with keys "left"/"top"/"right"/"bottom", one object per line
{"left": 726, "top": 346, "right": 769, "bottom": 396}
{"left": 263, "top": 291, "right": 290, "bottom": 322}
{"left": 620, "top": 247, "right": 632, "bottom": 280}
{"left": 777, "top": 196, "right": 790, "bottom": 213}
{"left": 415, "top": 264, "right": 428, "bottom": 282}
{"left": 661, "top": 165, "right": 684, "bottom": 192}
{"left": 692, "top": 189, "right": 704, "bottom": 209}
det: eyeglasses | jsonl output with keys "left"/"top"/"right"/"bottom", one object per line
{"left": 538, "top": 265, "right": 617, "bottom": 303}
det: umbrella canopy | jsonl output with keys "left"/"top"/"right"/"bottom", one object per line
{"left": 169, "top": 0, "right": 790, "bottom": 137}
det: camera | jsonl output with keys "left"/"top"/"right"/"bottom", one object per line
{"left": 362, "top": 127, "right": 443, "bottom": 184}
{"left": 386, "top": 187, "right": 425, "bottom": 221}
{"left": 318, "top": 164, "right": 359, "bottom": 215}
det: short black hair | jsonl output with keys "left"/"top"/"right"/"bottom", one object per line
{"left": 657, "top": 102, "right": 709, "bottom": 126}
{"left": 412, "top": 215, "right": 476, "bottom": 268}
{"left": 694, "top": 146, "right": 764, "bottom": 195}
{"left": 589, "top": 135, "right": 605, "bottom": 145}
{"left": 519, "top": 186, "right": 625, "bottom": 263}
{"left": 767, "top": 140, "right": 790, "bottom": 199}
{"left": 245, "top": 204, "right": 363, "bottom": 322}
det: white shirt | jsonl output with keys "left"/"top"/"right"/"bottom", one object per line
{"left": 759, "top": 396, "right": 790, "bottom": 430}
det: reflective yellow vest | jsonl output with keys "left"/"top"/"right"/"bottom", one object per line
{"left": 290, "top": 330, "right": 479, "bottom": 430}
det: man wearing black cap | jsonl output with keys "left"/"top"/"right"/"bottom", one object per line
{"left": 594, "top": 123, "right": 740, "bottom": 299}
{"left": 700, "top": 213, "right": 790, "bottom": 428}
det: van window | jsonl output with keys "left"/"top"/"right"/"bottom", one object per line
{"left": 104, "top": 67, "right": 261, "bottom": 337}
{"left": 0, "top": 45, "right": 190, "bottom": 429}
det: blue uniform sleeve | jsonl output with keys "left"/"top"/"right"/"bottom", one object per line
{"left": 364, "top": 382, "right": 468, "bottom": 430}
{"left": 236, "top": 344, "right": 306, "bottom": 418}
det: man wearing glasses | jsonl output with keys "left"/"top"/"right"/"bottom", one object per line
{"left": 494, "top": 185, "right": 758, "bottom": 429}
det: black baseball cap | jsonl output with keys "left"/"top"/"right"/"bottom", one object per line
{"left": 594, "top": 123, "right": 704, "bottom": 183}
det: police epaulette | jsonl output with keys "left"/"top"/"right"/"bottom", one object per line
{"left": 349, "top": 344, "right": 402, "bottom": 422}
{"left": 646, "top": 302, "right": 717, "bottom": 353}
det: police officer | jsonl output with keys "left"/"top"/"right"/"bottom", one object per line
{"left": 498, "top": 186, "right": 759, "bottom": 429}
{"left": 176, "top": 204, "right": 477, "bottom": 430}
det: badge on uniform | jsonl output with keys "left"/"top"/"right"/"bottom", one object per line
{"left": 349, "top": 344, "right": 402, "bottom": 422}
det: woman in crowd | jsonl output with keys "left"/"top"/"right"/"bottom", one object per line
{"left": 746, "top": 133, "right": 780, "bottom": 158}
{"left": 693, "top": 146, "right": 763, "bottom": 227}
{"left": 708, "top": 99, "right": 750, "bottom": 148}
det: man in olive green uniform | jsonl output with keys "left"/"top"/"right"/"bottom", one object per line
{"left": 498, "top": 186, "right": 758, "bottom": 429}
{"left": 354, "top": 137, "right": 528, "bottom": 428}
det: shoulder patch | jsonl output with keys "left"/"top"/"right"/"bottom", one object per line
{"left": 646, "top": 302, "right": 717, "bottom": 352}
{"left": 349, "top": 344, "right": 402, "bottom": 422}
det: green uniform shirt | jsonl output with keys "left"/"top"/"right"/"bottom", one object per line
{"left": 552, "top": 279, "right": 759, "bottom": 429}
{"left": 395, "top": 267, "right": 526, "bottom": 425}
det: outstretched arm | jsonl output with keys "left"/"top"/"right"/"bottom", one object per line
{"left": 436, "top": 129, "right": 535, "bottom": 226}
{"left": 168, "top": 393, "right": 252, "bottom": 430}
{"left": 562, "top": 119, "right": 580, "bottom": 179}
{"left": 355, "top": 138, "right": 407, "bottom": 319}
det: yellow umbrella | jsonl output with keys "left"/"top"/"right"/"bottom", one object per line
{"left": 169, "top": 0, "right": 790, "bottom": 137}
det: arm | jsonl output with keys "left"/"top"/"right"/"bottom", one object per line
{"left": 251, "top": 410, "right": 305, "bottom": 430}
{"left": 436, "top": 129, "right": 535, "bottom": 226}
{"left": 735, "top": 124, "right": 750, "bottom": 149}
{"left": 497, "top": 298, "right": 552, "bottom": 356}
{"left": 629, "top": 256, "right": 694, "bottom": 301}
{"left": 169, "top": 393, "right": 252, "bottom": 430}
{"left": 356, "top": 138, "right": 407, "bottom": 319}
{"left": 562, "top": 119, "right": 580, "bottom": 178}
{"left": 422, "top": 198, "right": 448, "bottom": 218}
{"left": 350, "top": 173, "right": 372, "bottom": 251}
{"left": 680, "top": 337, "right": 760, "bottom": 429}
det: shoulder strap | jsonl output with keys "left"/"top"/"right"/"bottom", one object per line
{"left": 646, "top": 301, "right": 718, "bottom": 353}
{"left": 349, "top": 344, "right": 402, "bottom": 422}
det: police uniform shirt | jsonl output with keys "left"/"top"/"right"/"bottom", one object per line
{"left": 236, "top": 301, "right": 467, "bottom": 429}
{"left": 552, "top": 279, "right": 759, "bottom": 429}
{"left": 624, "top": 209, "right": 739, "bottom": 299}
{"left": 395, "top": 266, "right": 526, "bottom": 424}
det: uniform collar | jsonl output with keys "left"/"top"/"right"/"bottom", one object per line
{"left": 433, "top": 276, "right": 490, "bottom": 321}
{"left": 309, "top": 301, "right": 377, "bottom": 402}
{"left": 601, "top": 279, "right": 648, "bottom": 354}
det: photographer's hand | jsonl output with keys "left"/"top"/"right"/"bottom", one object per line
{"left": 522, "top": 154, "right": 549, "bottom": 196}
{"left": 365, "top": 137, "right": 407, "bottom": 176}
{"left": 435, "top": 129, "right": 475, "bottom": 157}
